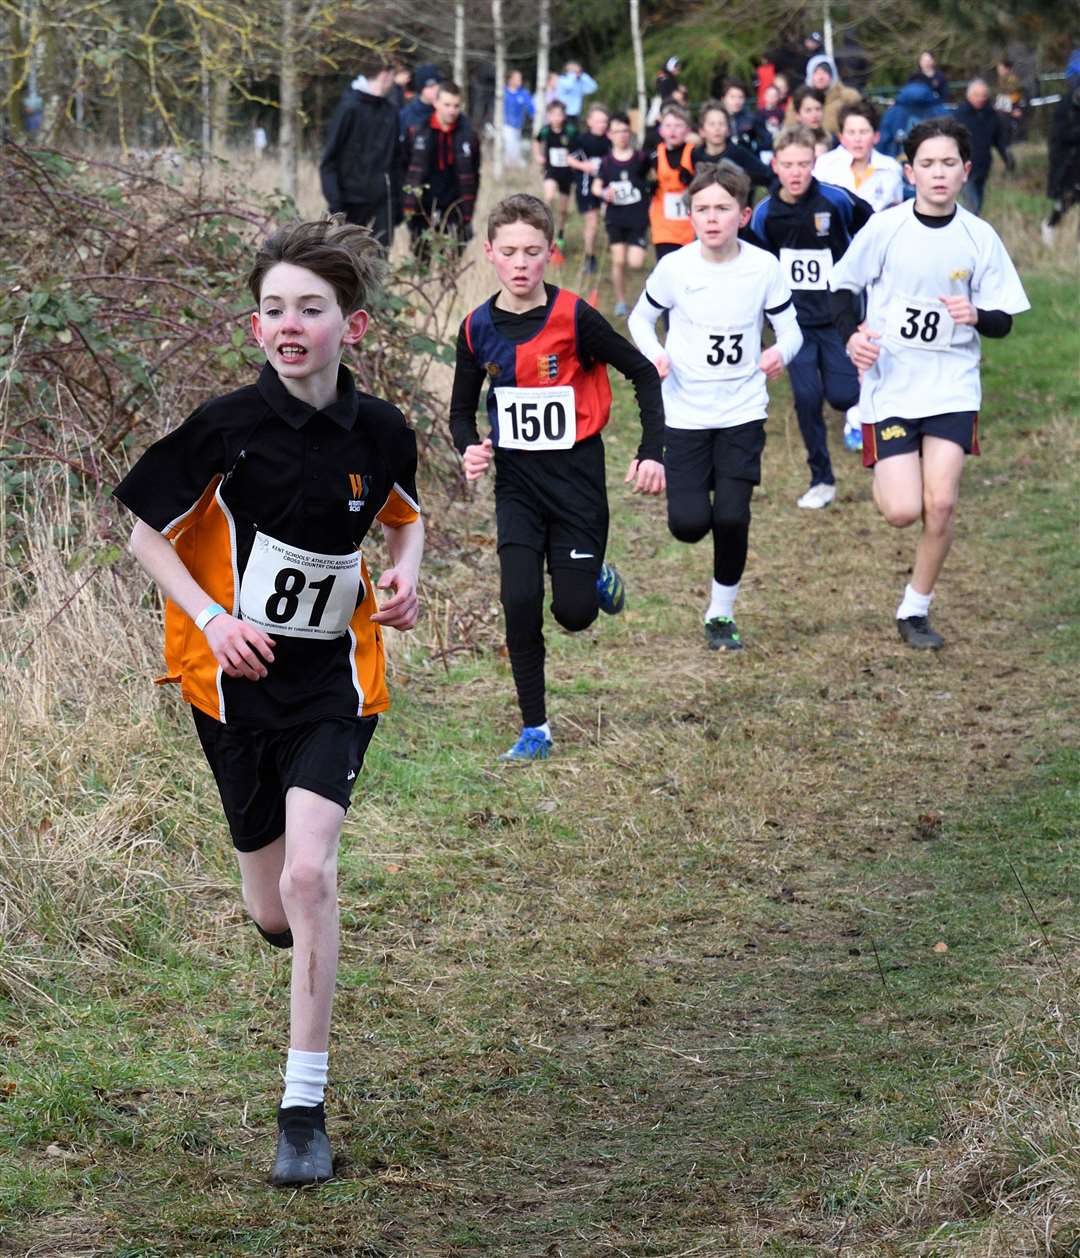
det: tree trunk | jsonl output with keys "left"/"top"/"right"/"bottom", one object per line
{"left": 453, "top": 0, "right": 466, "bottom": 92}
{"left": 210, "top": 73, "right": 229, "bottom": 160}
{"left": 279, "top": 0, "right": 299, "bottom": 203}
{"left": 492, "top": 0, "right": 505, "bottom": 180}
{"left": 199, "top": 36, "right": 211, "bottom": 160}
{"left": 629, "top": 0, "right": 646, "bottom": 144}
{"left": 534, "top": 0, "right": 549, "bottom": 126}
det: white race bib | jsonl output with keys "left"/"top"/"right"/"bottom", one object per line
{"left": 663, "top": 191, "right": 689, "bottom": 220}
{"left": 240, "top": 532, "right": 362, "bottom": 640}
{"left": 588, "top": 156, "right": 603, "bottom": 175}
{"left": 683, "top": 322, "right": 759, "bottom": 380}
{"left": 780, "top": 247, "right": 832, "bottom": 291}
{"left": 494, "top": 386, "right": 577, "bottom": 451}
{"left": 548, "top": 146, "right": 569, "bottom": 168}
{"left": 885, "top": 296, "right": 955, "bottom": 351}
{"left": 611, "top": 180, "right": 642, "bottom": 206}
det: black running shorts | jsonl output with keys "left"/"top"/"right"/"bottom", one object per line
{"left": 606, "top": 222, "right": 649, "bottom": 249}
{"left": 493, "top": 433, "right": 608, "bottom": 575}
{"left": 192, "top": 709, "right": 379, "bottom": 852}
{"left": 663, "top": 420, "right": 768, "bottom": 489}
{"left": 862, "top": 411, "right": 979, "bottom": 468}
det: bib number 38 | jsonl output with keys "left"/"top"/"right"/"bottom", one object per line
{"left": 495, "top": 386, "right": 577, "bottom": 451}
{"left": 886, "top": 297, "right": 955, "bottom": 351}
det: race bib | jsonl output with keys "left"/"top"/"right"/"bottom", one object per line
{"left": 780, "top": 247, "right": 832, "bottom": 291}
{"left": 494, "top": 386, "right": 577, "bottom": 451}
{"left": 548, "top": 146, "right": 569, "bottom": 168}
{"left": 885, "top": 296, "right": 955, "bottom": 351}
{"left": 684, "top": 322, "right": 759, "bottom": 380}
{"left": 663, "top": 191, "right": 689, "bottom": 220}
{"left": 588, "top": 156, "right": 603, "bottom": 175}
{"left": 240, "top": 531, "right": 362, "bottom": 640}
{"left": 611, "top": 180, "right": 642, "bottom": 206}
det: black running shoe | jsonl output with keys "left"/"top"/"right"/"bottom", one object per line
{"left": 270, "top": 1104, "right": 333, "bottom": 1187}
{"left": 896, "top": 615, "right": 944, "bottom": 650}
{"left": 705, "top": 616, "right": 744, "bottom": 651}
{"left": 253, "top": 920, "right": 293, "bottom": 949}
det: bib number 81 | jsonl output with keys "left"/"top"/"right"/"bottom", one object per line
{"left": 900, "top": 306, "right": 943, "bottom": 343}
{"left": 504, "top": 398, "right": 567, "bottom": 444}
{"left": 706, "top": 333, "right": 744, "bottom": 366}
{"left": 265, "top": 568, "right": 337, "bottom": 627}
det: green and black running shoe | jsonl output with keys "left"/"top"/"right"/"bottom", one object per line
{"left": 705, "top": 616, "right": 743, "bottom": 651}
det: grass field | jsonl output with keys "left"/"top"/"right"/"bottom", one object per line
{"left": 1, "top": 157, "right": 1078, "bottom": 1256}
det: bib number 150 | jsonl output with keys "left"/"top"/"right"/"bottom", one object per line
{"left": 503, "top": 398, "right": 567, "bottom": 444}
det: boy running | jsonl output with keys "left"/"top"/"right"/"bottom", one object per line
{"left": 648, "top": 104, "right": 697, "bottom": 262}
{"left": 534, "top": 100, "right": 579, "bottom": 248}
{"left": 592, "top": 112, "right": 651, "bottom": 316}
{"left": 829, "top": 117, "right": 1029, "bottom": 648}
{"left": 750, "top": 125, "right": 872, "bottom": 507}
{"left": 691, "top": 101, "right": 772, "bottom": 193}
{"left": 629, "top": 165, "right": 802, "bottom": 650}
{"left": 813, "top": 101, "right": 905, "bottom": 213}
{"left": 568, "top": 103, "right": 612, "bottom": 274}
{"left": 113, "top": 219, "right": 424, "bottom": 1184}
{"left": 450, "top": 194, "right": 665, "bottom": 760}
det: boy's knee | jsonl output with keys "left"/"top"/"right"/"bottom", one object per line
{"left": 551, "top": 594, "right": 598, "bottom": 633}
{"left": 668, "top": 506, "right": 712, "bottom": 544}
{"left": 280, "top": 858, "right": 335, "bottom": 908}
{"left": 879, "top": 500, "right": 921, "bottom": 528}
{"left": 923, "top": 492, "right": 956, "bottom": 533}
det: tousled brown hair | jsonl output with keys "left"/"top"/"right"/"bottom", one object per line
{"left": 773, "top": 124, "right": 817, "bottom": 154}
{"left": 486, "top": 193, "right": 555, "bottom": 244}
{"left": 248, "top": 216, "right": 386, "bottom": 314}
{"left": 685, "top": 161, "right": 751, "bottom": 210}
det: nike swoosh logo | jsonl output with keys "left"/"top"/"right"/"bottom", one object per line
{"left": 570, "top": 549, "right": 595, "bottom": 559}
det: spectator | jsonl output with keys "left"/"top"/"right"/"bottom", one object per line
{"left": 754, "top": 56, "right": 776, "bottom": 108}
{"left": 502, "top": 69, "right": 535, "bottom": 168}
{"left": 773, "top": 72, "right": 791, "bottom": 109}
{"left": 955, "top": 77, "right": 1014, "bottom": 215}
{"left": 994, "top": 60, "right": 1027, "bottom": 142}
{"left": 655, "top": 57, "right": 682, "bottom": 103}
{"left": 320, "top": 56, "right": 405, "bottom": 247}
{"left": 1041, "top": 72, "right": 1080, "bottom": 244}
{"left": 879, "top": 81, "right": 949, "bottom": 160}
{"left": 789, "top": 85, "right": 827, "bottom": 136}
{"left": 834, "top": 33, "right": 872, "bottom": 92}
{"left": 752, "top": 83, "right": 787, "bottom": 157}
{"left": 908, "top": 51, "right": 948, "bottom": 101}
{"left": 554, "top": 60, "right": 598, "bottom": 123}
{"left": 388, "top": 61, "right": 410, "bottom": 112}
{"left": 403, "top": 81, "right": 481, "bottom": 264}
{"left": 721, "top": 80, "right": 756, "bottom": 147}
{"left": 772, "top": 32, "right": 824, "bottom": 85}
{"left": 400, "top": 63, "right": 442, "bottom": 134}
{"left": 470, "top": 61, "right": 497, "bottom": 133}
{"left": 692, "top": 100, "right": 772, "bottom": 192}
{"left": 790, "top": 55, "right": 861, "bottom": 137}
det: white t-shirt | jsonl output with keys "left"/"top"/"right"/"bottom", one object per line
{"left": 828, "top": 201, "right": 1030, "bottom": 422}
{"left": 813, "top": 146, "right": 904, "bottom": 213}
{"left": 627, "top": 239, "right": 802, "bottom": 429}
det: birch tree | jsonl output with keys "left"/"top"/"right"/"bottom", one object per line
{"left": 533, "top": 0, "right": 549, "bottom": 125}
{"left": 491, "top": 0, "right": 505, "bottom": 179}
{"left": 453, "top": 0, "right": 465, "bottom": 91}
{"left": 629, "top": 0, "right": 646, "bottom": 143}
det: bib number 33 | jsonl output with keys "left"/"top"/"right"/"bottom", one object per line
{"left": 240, "top": 532, "right": 362, "bottom": 639}
{"left": 495, "top": 386, "right": 577, "bottom": 451}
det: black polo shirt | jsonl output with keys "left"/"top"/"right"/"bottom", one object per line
{"left": 114, "top": 364, "right": 420, "bottom": 728}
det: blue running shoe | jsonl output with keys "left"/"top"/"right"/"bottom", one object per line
{"left": 499, "top": 726, "right": 553, "bottom": 762}
{"left": 596, "top": 561, "right": 626, "bottom": 615}
{"left": 843, "top": 423, "right": 863, "bottom": 452}
{"left": 613, "top": 300, "right": 629, "bottom": 318}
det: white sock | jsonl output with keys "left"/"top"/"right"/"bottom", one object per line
{"left": 896, "top": 583, "right": 933, "bottom": 621}
{"left": 280, "top": 1048, "right": 328, "bottom": 1110}
{"left": 845, "top": 405, "right": 861, "bottom": 430}
{"left": 706, "top": 580, "right": 740, "bottom": 622}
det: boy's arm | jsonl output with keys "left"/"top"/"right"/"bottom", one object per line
{"left": 372, "top": 516, "right": 424, "bottom": 630}
{"left": 318, "top": 105, "right": 352, "bottom": 212}
{"left": 627, "top": 289, "right": 666, "bottom": 368}
{"left": 448, "top": 321, "right": 488, "bottom": 454}
{"left": 580, "top": 72, "right": 598, "bottom": 94}
{"left": 129, "top": 519, "right": 274, "bottom": 681}
{"left": 577, "top": 303, "right": 664, "bottom": 464}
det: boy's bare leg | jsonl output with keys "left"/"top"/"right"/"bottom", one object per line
{"left": 627, "top": 244, "right": 646, "bottom": 302}
{"left": 911, "top": 435, "right": 965, "bottom": 595}
{"left": 237, "top": 837, "right": 288, "bottom": 935}
{"left": 583, "top": 208, "right": 599, "bottom": 257}
{"left": 610, "top": 242, "right": 627, "bottom": 305}
{"left": 872, "top": 450, "right": 923, "bottom": 530}
{"left": 280, "top": 787, "right": 345, "bottom": 1052}
{"left": 557, "top": 194, "right": 570, "bottom": 238}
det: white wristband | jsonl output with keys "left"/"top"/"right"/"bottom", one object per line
{"left": 195, "top": 602, "right": 227, "bottom": 631}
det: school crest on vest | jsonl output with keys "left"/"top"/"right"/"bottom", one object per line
{"left": 537, "top": 352, "right": 559, "bottom": 381}
{"left": 814, "top": 211, "right": 831, "bottom": 236}
{"left": 347, "top": 473, "right": 371, "bottom": 511}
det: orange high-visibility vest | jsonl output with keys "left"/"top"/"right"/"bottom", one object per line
{"left": 649, "top": 143, "right": 696, "bottom": 246}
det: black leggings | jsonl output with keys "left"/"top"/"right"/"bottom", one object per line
{"left": 667, "top": 478, "right": 753, "bottom": 586}
{"left": 500, "top": 545, "right": 598, "bottom": 727}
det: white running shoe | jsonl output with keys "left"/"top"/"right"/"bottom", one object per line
{"left": 797, "top": 482, "right": 837, "bottom": 509}
{"left": 1040, "top": 218, "right": 1056, "bottom": 247}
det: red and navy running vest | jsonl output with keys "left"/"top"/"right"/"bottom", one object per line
{"left": 463, "top": 287, "right": 614, "bottom": 446}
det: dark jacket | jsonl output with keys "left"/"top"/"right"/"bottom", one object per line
{"left": 400, "top": 95, "right": 434, "bottom": 135}
{"left": 403, "top": 116, "right": 481, "bottom": 223}
{"left": 953, "top": 99, "right": 1011, "bottom": 178}
{"left": 1048, "top": 86, "right": 1080, "bottom": 199}
{"left": 907, "top": 69, "right": 948, "bottom": 101}
{"left": 320, "top": 88, "right": 404, "bottom": 223}
{"left": 878, "top": 82, "right": 950, "bottom": 159}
